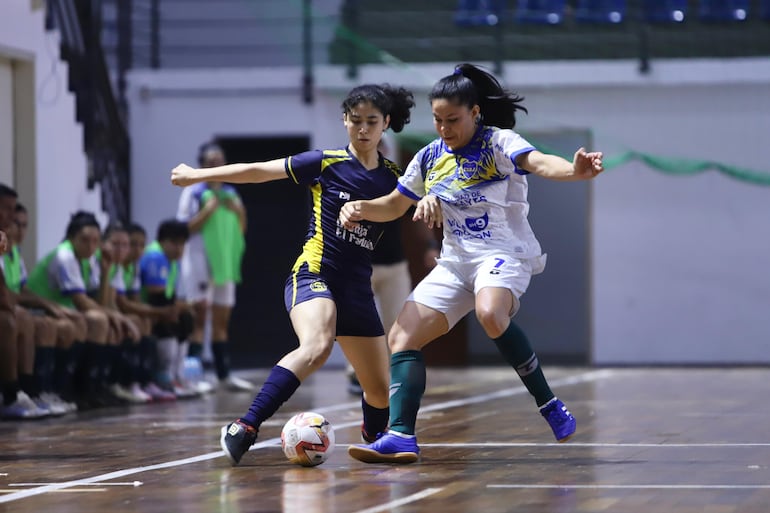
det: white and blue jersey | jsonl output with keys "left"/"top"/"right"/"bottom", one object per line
{"left": 398, "top": 125, "right": 542, "bottom": 263}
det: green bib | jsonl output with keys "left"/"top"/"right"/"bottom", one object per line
{"left": 2, "top": 245, "right": 23, "bottom": 293}
{"left": 200, "top": 188, "right": 245, "bottom": 285}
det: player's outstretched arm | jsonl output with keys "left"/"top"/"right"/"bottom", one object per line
{"left": 171, "top": 158, "right": 288, "bottom": 187}
{"left": 517, "top": 148, "right": 604, "bottom": 181}
{"left": 339, "top": 189, "right": 414, "bottom": 229}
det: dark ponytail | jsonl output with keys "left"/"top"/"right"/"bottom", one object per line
{"left": 341, "top": 84, "right": 415, "bottom": 133}
{"left": 429, "top": 63, "right": 527, "bottom": 129}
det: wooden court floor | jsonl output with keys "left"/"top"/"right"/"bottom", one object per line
{"left": 1, "top": 366, "right": 769, "bottom": 513}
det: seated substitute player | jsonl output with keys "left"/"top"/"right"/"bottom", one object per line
{"left": 27, "top": 211, "right": 118, "bottom": 409}
{"left": 138, "top": 219, "right": 196, "bottom": 397}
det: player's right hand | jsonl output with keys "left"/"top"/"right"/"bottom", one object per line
{"left": 171, "top": 164, "right": 198, "bottom": 186}
{"left": 339, "top": 201, "right": 363, "bottom": 230}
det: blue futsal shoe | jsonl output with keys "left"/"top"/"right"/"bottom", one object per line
{"left": 348, "top": 431, "right": 420, "bottom": 464}
{"left": 539, "top": 397, "right": 576, "bottom": 442}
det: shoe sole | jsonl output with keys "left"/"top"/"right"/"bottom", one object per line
{"left": 219, "top": 426, "right": 241, "bottom": 466}
{"left": 347, "top": 445, "right": 419, "bottom": 464}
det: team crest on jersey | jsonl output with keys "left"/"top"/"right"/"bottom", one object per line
{"left": 465, "top": 212, "right": 489, "bottom": 232}
{"left": 457, "top": 159, "right": 480, "bottom": 181}
{"left": 309, "top": 281, "right": 328, "bottom": 292}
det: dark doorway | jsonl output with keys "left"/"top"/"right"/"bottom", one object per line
{"left": 216, "top": 135, "right": 310, "bottom": 367}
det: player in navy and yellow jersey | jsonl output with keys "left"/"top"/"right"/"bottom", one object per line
{"left": 341, "top": 64, "right": 604, "bottom": 464}
{"left": 171, "top": 83, "right": 415, "bottom": 465}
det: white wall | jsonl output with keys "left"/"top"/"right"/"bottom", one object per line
{"left": 0, "top": 0, "right": 103, "bottom": 262}
{"left": 127, "top": 58, "right": 770, "bottom": 365}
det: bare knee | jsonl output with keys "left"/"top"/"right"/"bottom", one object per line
{"left": 475, "top": 306, "right": 509, "bottom": 339}
{"left": 301, "top": 339, "right": 334, "bottom": 369}
{"left": 84, "top": 309, "right": 110, "bottom": 342}
{"left": 35, "top": 317, "right": 58, "bottom": 347}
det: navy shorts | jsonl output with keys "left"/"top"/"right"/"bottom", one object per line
{"left": 284, "top": 266, "right": 384, "bottom": 338}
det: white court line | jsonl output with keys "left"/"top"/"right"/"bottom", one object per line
{"left": 0, "top": 369, "right": 611, "bottom": 504}
{"left": 488, "top": 484, "right": 770, "bottom": 490}
{"left": 351, "top": 487, "right": 444, "bottom": 513}
{"left": 418, "top": 442, "right": 770, "bottom": 448}
{"left": 10, "top": 481, "right": 143, "bottom": 487}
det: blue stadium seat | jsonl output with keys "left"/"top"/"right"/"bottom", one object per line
{"left": 642, "top": 0, "right": 687, "bottom": 23}
{"left": 698, "top": 0, "right": 749, "bottom": 22}
{"left": 574, "top": 0, "right": 626, "bottom": 24}
{"left": 760, "top": 0, "right": 770, "bottom": 20}
{"left": 455, "top": 0, "right": 505, "bottom": 27}
{"left": 514, "top": 0, "right": 566, "bottom": 25}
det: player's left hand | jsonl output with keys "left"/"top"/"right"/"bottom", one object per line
{"left": 0, "top": 230, "right": 7, "bottom": 255}
{"left": 573, "top": 147, "right": 604, "bottom": 179}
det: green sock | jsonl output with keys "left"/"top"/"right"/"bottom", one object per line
{"left": 388, "top": 350, "right": 425, "bottom": 436}
{"left": 492, "top": 321, "right": 554, "bottom": 407}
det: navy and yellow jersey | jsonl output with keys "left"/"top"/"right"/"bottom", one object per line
{"left": 284, "top": 147, "right": 402, "bottom": 282}
{"left": 398, "top": 125, "right": 544, "bottom": 263}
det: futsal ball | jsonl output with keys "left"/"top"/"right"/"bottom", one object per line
{"left": 281, "top": 412, "right": 335, "bottom": 467}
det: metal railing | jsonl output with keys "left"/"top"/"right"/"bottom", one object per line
{"left": 47, "top": 0, "right": 131, "bottom": 223}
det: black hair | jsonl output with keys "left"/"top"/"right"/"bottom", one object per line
{"left": 127, "top": 222, "right": 147, "bottom": 237}
{"left": 156, "top": 219, "right": 189, "bottom": 242}
{"left": 103, "top": 221, "right": 128, "bottom": 240}
{"left": 197, "top": 141, "right": 226, "bottom": 166}
{"left": 65, "top": 211, "right": 100, "bottom": 239}
{"left": 0, "top": 183, "right": 18, "bottom": 200}
{"left": 341, "top": 84, "right": 415, "bottom": 133}
{"left": 429, "top": 63, "right": 527, "bottom": 129}
{"left": 15, "top": 203, "right": 26, "bottom": 213}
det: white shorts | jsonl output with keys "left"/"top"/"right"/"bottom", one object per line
{"left": 408, "top": 254, "right": 546, "bottom": 330}
{"left": 179, "top": 247, "right": 236, "bottom": 307}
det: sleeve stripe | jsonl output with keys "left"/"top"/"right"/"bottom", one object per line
{"left": 285, "top": 157, "right": 299, "bottom": 184}
{"left": 396, "top": 183, "right": 422, "bottom": 201}
{"left": 511, "top": 146, "right": 535, "bottom": 175}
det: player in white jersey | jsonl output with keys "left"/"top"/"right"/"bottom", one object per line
{"left": 340, "top": 63, "right": 604, "bottom": 464}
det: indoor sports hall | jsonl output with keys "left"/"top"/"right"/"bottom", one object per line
{"left": 1, "top": 1, "right": 769, "bottom": 512}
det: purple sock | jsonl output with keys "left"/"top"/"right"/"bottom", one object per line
{"left": 362, "top": 397, "right": 389, "bottom": 436}
{"left": 240, "top": 366, "right": 300, "bottom": 429}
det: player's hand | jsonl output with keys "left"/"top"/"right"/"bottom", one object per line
{"left": 0, "top": 230, "right": 7, "bottom": 255}
{"left": 171, "top": 164, "right": 199, "bottom": 187}
{"left": 99, "top": 241, "right": 114, "bottom": 269}
{"left": 45, "top": 303, "right": 67, "bottom": 319}
{"left": 413, "top": 195, "right": 443, "bottom": 228}
{"left": 573, "top": 147, "right": 604, "bottom": 180}
{"left": 222, "top": 197, "right": 243, "bottom": 212}
{"left": 339, "top": 201, "right": 364, "bottom": 230}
